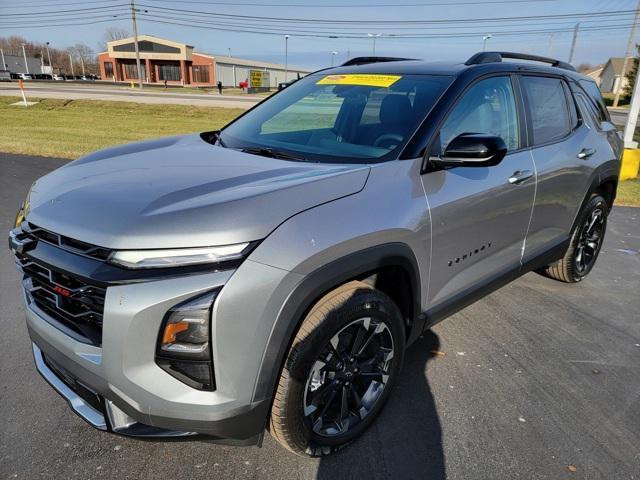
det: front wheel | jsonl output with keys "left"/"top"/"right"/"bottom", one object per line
{"left": 539, "top": 194, "right": 608, "bottom": 283}
{"left": 269, "top": 281, "right": 405, "bottom": 457}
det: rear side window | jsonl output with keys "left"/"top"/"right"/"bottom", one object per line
{"left": 522, "top": 76, "right": 572, "bottom": 145}
{"left": 578, "top": 79, "right": 609, "bottom": 122}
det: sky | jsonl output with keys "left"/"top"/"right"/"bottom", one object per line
{"left": 1, "top": 0, "right": 639, "bottom": 70}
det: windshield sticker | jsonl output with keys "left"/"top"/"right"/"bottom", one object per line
{"left": 317, "top": 74, "right": 402, "bottom": 88}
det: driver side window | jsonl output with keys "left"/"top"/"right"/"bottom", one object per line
{"left": 439, "top": 76, "right": 519, "bottom": 153}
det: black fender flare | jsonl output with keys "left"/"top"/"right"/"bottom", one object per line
{"left": 251, "top": 242, "right": 423, "bottom": 404}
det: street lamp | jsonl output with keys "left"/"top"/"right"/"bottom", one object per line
{"left": 367, "top": 33, "right": 382, "bottom": 55}
{"left": 482, "top": 34, "right": 493, "bottom": 52}
{"left": 227, "top": 47, "right": 231, "bottom": 57}
{"left": 45, "top": 42, "right": 52, "bottom": 72}
{"left": 284, "top": 34, "right": 290, "bottom": 82}
{"left": 330, "top": 51, "right": 338, "bottom": 66}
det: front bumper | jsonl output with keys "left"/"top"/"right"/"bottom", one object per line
{"left": 23, "top": 265, "right": 273, "bottom": 444}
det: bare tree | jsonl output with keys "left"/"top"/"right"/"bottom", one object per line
{"left": 577, "top": 63, "right": 595, "bottom": 73}
{"left": 98, "top": 27, "right": 130, "bottom": 51}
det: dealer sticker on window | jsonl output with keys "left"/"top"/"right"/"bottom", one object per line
{"left": 316, "top": 74, "right": 402, "bottom": 88}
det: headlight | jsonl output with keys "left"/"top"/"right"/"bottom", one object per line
{"left": 156, "top": 290, "right": 218, "bottom": 391}
{"left": 108, "top": 243, "right": 251, "bottom": 269}
{"left": 14, "top": 185, "right": 32, "bottom": 228}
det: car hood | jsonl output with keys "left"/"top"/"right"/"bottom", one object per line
{"left": 26, "top": 134, "right": 370, "bottom": 249}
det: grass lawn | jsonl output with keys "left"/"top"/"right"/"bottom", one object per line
{"left": 0, "top": 96, "right": 244, "bottom": 159}
{"left": 616, "top": 178, "right": 640, "bottom": 206}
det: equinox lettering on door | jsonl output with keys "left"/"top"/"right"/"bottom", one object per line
{"left": 447, "top": 242, "right": 493, "bottom": 267}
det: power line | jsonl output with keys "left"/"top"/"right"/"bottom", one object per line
{"left": 135, "top": 4, "right": 636, "bottom": 25}
{"left": 0, "top": 4, "right": 129, "bottom": 17}
{"left": 141, "top": 0, "right": 560, "bottom": 7}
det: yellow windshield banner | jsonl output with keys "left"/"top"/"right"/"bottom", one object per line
{"left": 317, "top": 74, "right": 402, "bottom": 88}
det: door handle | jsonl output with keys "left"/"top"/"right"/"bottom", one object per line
{"left": 577, "top": 148, "right": 596, "bottom": 160}
{"left": 508, "top": 170, "right": 533, "bottom": 185}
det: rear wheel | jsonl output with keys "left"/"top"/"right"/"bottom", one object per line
{"left": 539, "top": 194, "right": 607, "bottom": 283}
{"left": 269, "top": 281, "right": 405, "bottom": 457}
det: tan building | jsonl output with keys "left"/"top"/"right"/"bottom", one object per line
{"left": 98, "top": 34, "right": 309, "bottom": 88}
{"left": 598, "top": 57, "right": 634, "bottom": 94}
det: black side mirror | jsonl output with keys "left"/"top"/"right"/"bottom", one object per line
{"left": 430, "top": 133, "right": 507, "bottom": 168}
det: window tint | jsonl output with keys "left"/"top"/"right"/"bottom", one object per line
{"left": 523, "top": 76, "right": 572, "bottom": 144}
{"left": 578, "top": 79, "right": 609, "bottom": 122}
{"left": 439, "top": 76, "right": 519, "bottom": 152}
{"left": 575, "top": 93, "right": 599, "bottom": 129}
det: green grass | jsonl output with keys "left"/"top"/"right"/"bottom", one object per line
{"left": 617, "top": 178, "right": 640, "bottom": 206}
{"left": 0, "top": 96, "right": 244, "bottom": 159}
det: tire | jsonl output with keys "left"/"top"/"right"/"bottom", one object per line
{"left": 269, "top": 281, "right": 405, "bottom": 457}
{"left": 539, "top": 194, "right": 608, "bottom": 283}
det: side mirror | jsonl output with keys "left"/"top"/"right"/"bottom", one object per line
{"left": 430, "top": 133, "right": 507, "bottom": 168}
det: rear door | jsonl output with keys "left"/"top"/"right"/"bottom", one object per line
{"left": 519, "top": 75, "right": 594, "bottom": 261}
{"left": 421, "top": 75, "right": 536, "bottom": 307}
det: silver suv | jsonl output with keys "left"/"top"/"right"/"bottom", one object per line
{"left": 9, "top": 52, "right": 621, "bottom": 456}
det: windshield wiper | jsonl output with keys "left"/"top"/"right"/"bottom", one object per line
{"left": 240, "top": 146, "right": 310, "bottom": 162}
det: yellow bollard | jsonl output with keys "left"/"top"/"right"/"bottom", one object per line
{"left": 130, "top": 82, "right": 134, "bottom": 89}
{"left": 621, "top": 149, "right": 640, "bottom": 180}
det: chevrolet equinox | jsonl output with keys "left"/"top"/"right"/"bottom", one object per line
{"left": 9, "top": 52, "right": 622, "bottom": 456}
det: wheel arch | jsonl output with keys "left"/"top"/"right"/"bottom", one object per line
{"left": 251, "top": 242, "right": 423, "bottom": 406}
{"left": 570, "top": 161, "right": 618, "bottom": 234}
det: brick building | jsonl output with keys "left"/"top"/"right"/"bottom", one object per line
{"left": 98, "top": 34, "right": 308, "bottom": 88}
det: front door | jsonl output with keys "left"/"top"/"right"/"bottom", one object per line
{"left": 421, "top": 75, "right": 536, "bottom": 307}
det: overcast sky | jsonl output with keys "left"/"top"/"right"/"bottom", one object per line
{"left": 2, "top": 0, "right": 638, "bottom": 70}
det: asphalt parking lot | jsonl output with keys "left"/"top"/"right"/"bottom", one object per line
{"left": 1, "top": 152, "right": 639, "bottom": 479}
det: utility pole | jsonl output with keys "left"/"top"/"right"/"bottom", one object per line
{"left": 1, "top": 48, "right": 6, "bottom": 70}
{"left": 69, "top": 52, "right": 75, "bottom": 77}
{"left": 45, "top": 42, "right": 52, "bottom": 72}
{"left": 130, "top": 0, "right": 143, "bottom": 88}
{"left": 284, "top": 35, "right": 289, "bottom": 82}
{"left": 614, "top": 0, "right": 640, "bottom": 107}
{"left": 568, "top": 23, "right": 580, "bottom": 64}
{"left": 624, "top": 63, "right": 640, "bottom": 148}
{"left": 21, "top": 44, "right": 29, "bottom": 74}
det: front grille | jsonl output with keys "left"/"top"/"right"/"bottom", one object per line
{"left": 17, "top": 255, "right": 106, "bottom": 346}
{"left": 23, "top": 223, "right": 111, "bottom": 260}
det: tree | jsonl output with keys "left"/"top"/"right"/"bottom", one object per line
{"left": 624, "top": 44, "right": 640, "bottom": 98}
{"left": 98, "top": 27, "right": 130, "bottom": 51}
{"left": 577, "top": 63, "right": 594, "bottom": 74}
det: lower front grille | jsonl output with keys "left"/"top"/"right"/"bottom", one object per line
{"left": 42, "top": 353, "right": 104, "bottom": 413}
{"left": 17, "top": 255, "right": 106, "bottom": 346}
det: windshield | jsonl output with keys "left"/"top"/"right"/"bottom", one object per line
{"left": 220, "top": 73, "right": 452, "bottom": 163}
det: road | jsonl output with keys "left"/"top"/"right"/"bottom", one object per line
{"left": 608, "top": 107, "right": 631, "bottom": 127}
{"left": 1, "top": 152, "right": 639, "bottom": 479}
{"left": 0, "top": 82, "right": 262, "bottom": 109}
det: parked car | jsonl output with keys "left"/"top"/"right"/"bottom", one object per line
{"left": 52, "top": 74, "right": 65, "bottom": 81}
{"left": 34, "top": 74, "right": 52, "bottom": 80}
{"left": 0, "top": 70, "right": 11, "bottom": 82}
{"left": 9, "top": 51, "right": 621, "bottom": 457}
{"left": 17, "top": 73, "right": 34, "bottom": 80}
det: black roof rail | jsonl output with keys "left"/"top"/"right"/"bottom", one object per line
{"left": 465, "top": 51, "right": 576, "bottom": 72}
{"left": 341, "top": 56, "right": 417, "bottom": 67}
